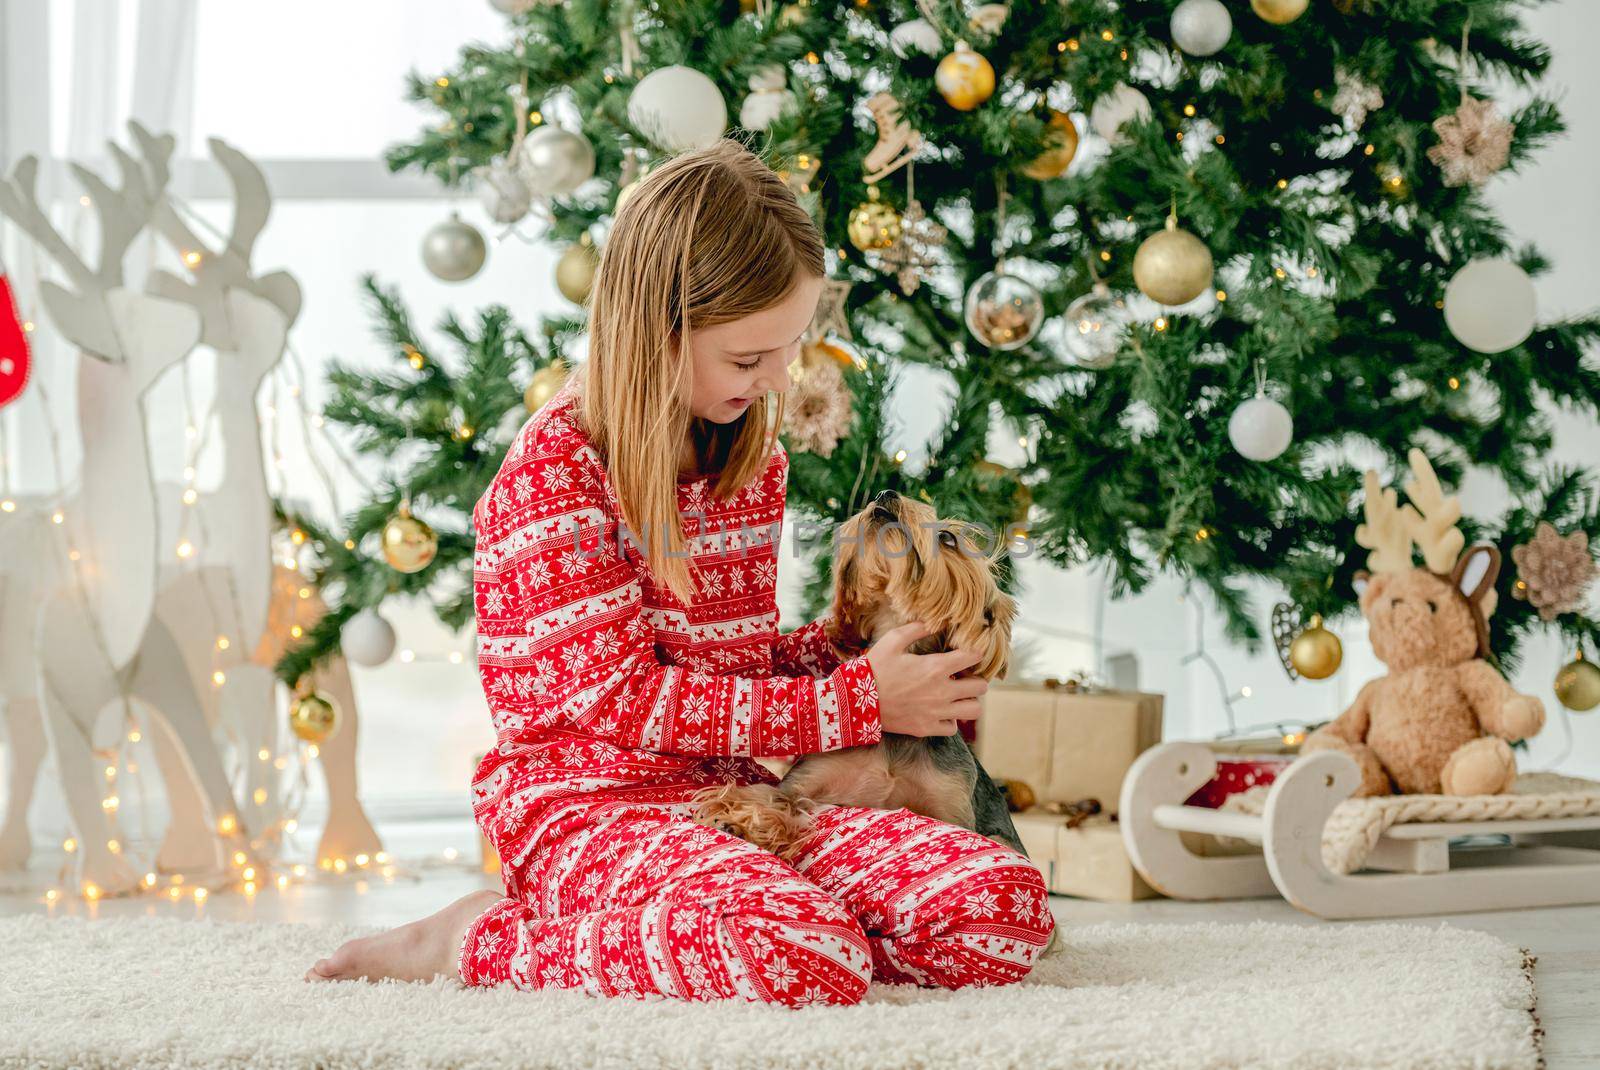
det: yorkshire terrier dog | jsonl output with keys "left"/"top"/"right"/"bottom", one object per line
{"left": 690, "top": 489, "right": 1026, "bottom": 862}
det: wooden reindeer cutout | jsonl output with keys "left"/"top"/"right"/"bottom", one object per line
{"left": 1302, "top": 449, "right": 1545, "bottom": 797}
{"left": 0, "top": 122, "right": 262, "bottom": 895}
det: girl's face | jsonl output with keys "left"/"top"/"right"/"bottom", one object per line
{"left": 683, "top": 272, "right": 823, "bottom": 423}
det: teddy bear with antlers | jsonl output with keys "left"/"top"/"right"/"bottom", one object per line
{"left": 1301, "top": 449, "right": 1546, "bottom": 797}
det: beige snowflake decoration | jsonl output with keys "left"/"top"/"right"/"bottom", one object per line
{"left": 1427, "top": 95, "right": 1514, "bottom": 187}
{"left": 782, "top": 349, "right": 853, "bottom": 457}
{"left": 1511, "top": 522, "right": 1598, "bottom": 621}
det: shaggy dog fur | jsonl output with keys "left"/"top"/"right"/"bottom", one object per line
{"left": 690, "top": 490, "right": 1026, "bottom": 861}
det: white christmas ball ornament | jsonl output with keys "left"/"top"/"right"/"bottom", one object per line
{"left": 1228, "top": 394, "right": 1294, "bottom": 462}
{"left": 889, "top": 19, "right": 943, "bottom": 58}
{"left": 1443, "top": 258, "right": 1538, "bottom": 354}
{"left": 422, "top": 213, "right": 487, "bottom": 282}
{"left": 516, "top": 126, "right": 596, "bottom": 197}
{"left": 341, "top": 608, "right": 398, "bottom": 667}
{"left": 1171, "top": 0, "right": 1232, "bottom": 56}
{"left": 1090, "top": 84, "right": 1152, "bottom": 147}
{"left": 628, "top": 66, "right": 728, "bottom": 151}
{"left": 472, "top": 158, "right": 533, "bottom": 224}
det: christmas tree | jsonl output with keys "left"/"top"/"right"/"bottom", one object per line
{"left": 279, "top": 0, "right": 1600, "bottom": 702}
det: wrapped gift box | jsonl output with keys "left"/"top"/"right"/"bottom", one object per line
{"left": 974, "top": 681, "right": 1164, "bottom": 816}
{"left": 1012, "top": 809, "right": 1158, "bottom": 901}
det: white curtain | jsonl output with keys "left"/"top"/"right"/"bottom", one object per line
{"left": 0, "top": 0, "right": 197, "bottom": 497}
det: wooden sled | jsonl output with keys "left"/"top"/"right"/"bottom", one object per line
{"left": 1119, "top": 741, "right": 1600, "bottom": 920}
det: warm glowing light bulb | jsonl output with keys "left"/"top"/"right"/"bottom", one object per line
{"left": 212, "top": 670, "right": 226, "bottom": 686}
{"left": 63, "top": 837, "right": 77, "bottom": 853}
{"left": 233, "top": 851, "right": 247, "bottom": 866}
{"left": 194, "top": 888, "right": 208, "bottom": 902}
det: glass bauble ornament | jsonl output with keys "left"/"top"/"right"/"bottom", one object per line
{"left": 555, "top": 239, "right": 600, "bottom": 305}
{"left": 382, "top": 504, "right": 438, "bottom": 574}
{"left": 964, "top": 271, "right": 1044, "bottom": 350}
{"left": 340, "top": 609, "right": 397, "bottom": 667}
{"left": 1443, "top": 258, "right": 1537, "bottom": 354}
{"left": 1133, "top": 216, "right": 1214, "bottom": 306}
{"left": 1021, "top": 111, "right": 1080, "bottom": 180}
{"left": 1289, "top": 615, "right": 1342, "bottom": 679}
{"left": 628, "top": 65, "right": 728, "bottom": 151}
{"left": 847, "top": 186, "right": 902, "bottom": 252}
{"left": 935, "top": 41, "right": 995, "bottom": 111}
{"left": 516, "top": 125, "right": 596, "bottom": 197}
{"left": 421, "top": 213, "right": 486, "bottom": 282}
{"left": 1171, "top": 0, "right": 1233, "bottom": 55}
{"left": 1555, "top": 656, "right": 1600, "bottom": 712}
{"left": 1228, "top": 392, "right": 1294, "bottom": 462}
{"left": 472, "top": 158, "right": 532, "bottom": 224}
{"left": 1063, "top": 282, "right": 1128, "bottom": 368}
{"left": 524, "top": 361, "right": 571, "bottom": 413}
{"left": 1251, "top": 0, "right": 1309, "bottom": 24}
{"left": 289, "top": 691, "right": 340, "bottom": 745}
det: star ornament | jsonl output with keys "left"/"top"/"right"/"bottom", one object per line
{"left": 807, "top": 277, "right": 852, "bottom": 342}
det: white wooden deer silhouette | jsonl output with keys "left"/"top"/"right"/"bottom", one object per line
{"left": 0, "top": 124, "right": 262, "bottom": 894}
{"left": 2, "top": 124, "right": 383, "bottom": 881}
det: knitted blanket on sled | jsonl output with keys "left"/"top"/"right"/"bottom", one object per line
{"left": 1218, "top": 770, "right": 1600, "bottom": 873}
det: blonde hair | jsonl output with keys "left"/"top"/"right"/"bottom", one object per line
{"left": 574, "top": 138, "right": 825, "bottom": 603}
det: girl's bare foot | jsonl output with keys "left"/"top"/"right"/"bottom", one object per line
{"left": 304, "top": 889, "right": 503, "bottom": 984}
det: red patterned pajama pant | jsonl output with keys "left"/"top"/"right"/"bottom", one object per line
{"left": 457, "top": 803, "right": 1055, "bottom": 1007}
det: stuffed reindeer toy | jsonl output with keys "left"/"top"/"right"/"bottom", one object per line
{"left": 691, "top": 490, "right": 1026, "bottom": 860}
{"left": 1301, "top": 449, "right": 1545, "bottom": 797}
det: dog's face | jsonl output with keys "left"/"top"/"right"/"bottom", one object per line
{"left": 830, "top": 491, "right": 1015, "bottom": 680}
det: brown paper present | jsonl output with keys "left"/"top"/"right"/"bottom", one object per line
{"left": 974, "top": 681, "right": 1164, "bottom": 815}
{"left": 1013, "top": 809, "right": 1158, "bottom": 901}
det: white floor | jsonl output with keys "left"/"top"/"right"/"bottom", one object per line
{"left": 4, "top": 818, "right": 1596, "bottom": 1069}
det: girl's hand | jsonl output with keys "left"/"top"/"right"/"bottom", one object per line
{"left": 863, "top": 621, "right": 989, "bottom": 737}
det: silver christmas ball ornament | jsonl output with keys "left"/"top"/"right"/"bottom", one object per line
{"left": 422, "top": 213, "right": 487, "bottom": 282}
{"left": 341, "top": 608, "right": 398, "bottom": 667}
{"left": 516, "top": 125, "right": 596, "bottom": 197}
{"left": 1228, "top": 393, "right": 1295, "bottom": 462}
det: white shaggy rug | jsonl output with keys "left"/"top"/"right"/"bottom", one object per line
{"left": 0, "top": 915, "right": 1538, "bottom": 1070}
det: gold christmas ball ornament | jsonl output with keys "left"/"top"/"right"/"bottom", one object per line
{"left": 555, "top": 239, "right": 600, "bottom": 305}
{"left": 1021, "top": 110, "right": 1080, "bottom": 181}
{"left": 289, "top": 691, "right": 341, "bottom": 745}
{"left": 524, "top": 360, "right": 571, "bottom": 413}
{"left": 1554, "top": 656, "right": 1600, "bottom": 713}
{"left": 935, "top": 41, "right": 995, "bottom": 112}
{"left": 382, "top": 503, "right": 439, "bottom": 574}
{"left": 847, "top": 185, "right": 902, "bottom": 252}
{"left": 1251, "top": 0, "right": 1310, "bottom": 24}
{"left": 1289, "top": 614, "right": 1343, "bottom": 680}
{"left": 1133, "top": 215, "right": 1215, "bottom": 306}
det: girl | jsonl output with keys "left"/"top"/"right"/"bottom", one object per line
{"left": 306, "top": 139, "right": 1054, "bottom": 1006}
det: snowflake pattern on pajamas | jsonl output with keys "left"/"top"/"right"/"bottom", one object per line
{"left": 460, "top": 383, "right": 1053, "bottom": 1006}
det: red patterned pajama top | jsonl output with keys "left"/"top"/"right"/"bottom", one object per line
{"left": 469, "top": 382, "right": 883, "bottom": 897}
